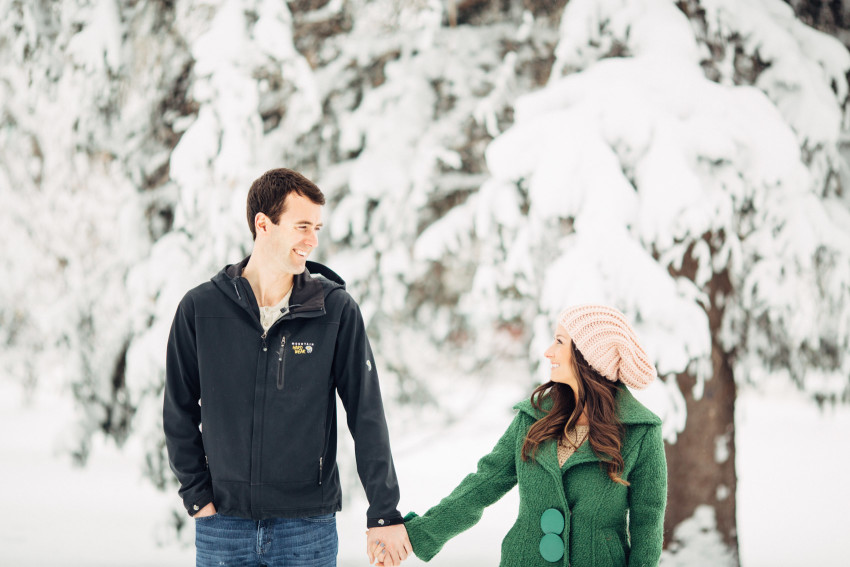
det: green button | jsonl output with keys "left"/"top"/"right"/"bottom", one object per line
{"left": 539, "top": 533, "right": 565, "bottom": 562}
{"left": 540, "top": 508, "right": 565, "bottom": 535}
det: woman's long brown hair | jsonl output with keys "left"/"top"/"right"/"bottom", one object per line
{"left": 521, "top": 342, "right": 629, "bottom": 486}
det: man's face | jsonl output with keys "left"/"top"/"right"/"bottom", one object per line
{"left": 262, "top": 193, "right": 323, "bottom": 275}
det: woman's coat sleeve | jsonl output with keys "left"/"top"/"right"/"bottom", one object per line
{"left": 627, "top": 425, "right": 667, "bottom": 567}
{"left": 403, "top": 412, "right": 523, "bottom": 562}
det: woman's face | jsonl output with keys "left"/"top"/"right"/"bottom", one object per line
{"left": 544, "top": 324, "right": 579, "bottom": 388}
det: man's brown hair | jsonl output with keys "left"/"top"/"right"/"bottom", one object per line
{"left": 246, "top": 168, "right": 326, "bottom": 240}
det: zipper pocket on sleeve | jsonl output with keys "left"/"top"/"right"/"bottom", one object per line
{"left": 276, "top": 336, "right": 286, "bottom": 390}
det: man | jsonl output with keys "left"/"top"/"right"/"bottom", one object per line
{"left": 164, "top": 168, "right": 410, "bottom": 567}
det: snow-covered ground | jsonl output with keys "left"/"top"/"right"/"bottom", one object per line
{"left": 0, "top": 378, "right": 193, "bottom": 566}
{"left": 1, "top": 377, "right": 848, "bottom": 566}
{"left": 735, "top": 383, "right": 850, "bottom": 567}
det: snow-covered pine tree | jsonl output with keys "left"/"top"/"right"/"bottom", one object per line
{"left": 293, "top": 0, "right": 850, "bottom": 562}
{"left": 417, "top": 0, "right": 850, "bottom": 562}
{"left": 0, "top": 0, "right": 193, "bottom": 458}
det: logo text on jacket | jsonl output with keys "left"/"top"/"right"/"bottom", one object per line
{"left": 291, "top": 342, "right": 314, "bottom": 354}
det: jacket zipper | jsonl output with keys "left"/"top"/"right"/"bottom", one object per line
{"left": 318, "top": 457, "right": 323, "bottom": 486}
{"left": 233, "top": 282, "right": 242, "bottom": 301}
{"left": 261, "top": 331, "right": 268, "bottom": 352}
{"left": 276, "top": 336, "right": 286, "bottom": 390}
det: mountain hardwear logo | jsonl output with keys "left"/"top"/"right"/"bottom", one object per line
{"left": 291, "top": 342, "right": 314, "bottom": 354}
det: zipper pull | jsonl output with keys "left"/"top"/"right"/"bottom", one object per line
{"left": 261, "top": 332, "right": 268, "bottom": 352}
{"left": 233, "top": 282, "right": 242, "bottom": 301}
{"left": 318, "top": 457, "right": 323, "bottom": 485}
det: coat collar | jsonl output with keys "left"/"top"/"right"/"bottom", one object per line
{"left": 212, "top": 257, "right": 345, "bottom": 324}
{"left": 513, "top": 384, "right": 661, "bottom": 477}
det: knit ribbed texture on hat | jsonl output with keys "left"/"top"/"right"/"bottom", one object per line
{"left": 558, "top": 304, "right": 656, "bottom": 390}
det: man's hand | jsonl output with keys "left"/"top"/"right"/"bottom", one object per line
{"left": 366, "top": 524, "right": 411, "bottom": 566}
{"left": 193, "top": 502, "right": 217, "bottom": 518}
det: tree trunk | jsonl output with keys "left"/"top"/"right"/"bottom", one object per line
{"left": 663, "top": 342, "right": 739, "bottom": 562}
{"left": 660, "top": 235, "right": 739, "bottom": 561}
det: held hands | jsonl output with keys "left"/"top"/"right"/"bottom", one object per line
{"left": 366, "top": 524, "right": 411, "bottom": 566}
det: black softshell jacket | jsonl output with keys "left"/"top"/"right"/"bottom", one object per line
{"left": 163, "top": 258, "right": 402, "bottom": 527}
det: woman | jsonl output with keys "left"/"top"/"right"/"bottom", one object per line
{"left": 380, "top": 304, "right": 667, "bottom": 566}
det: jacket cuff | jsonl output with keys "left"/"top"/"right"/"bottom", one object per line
{"left": 367, "top": 514, "right": 405, "bottom": 528}
{"left": 184, "top": 492, "right": 214, "bottom": 517}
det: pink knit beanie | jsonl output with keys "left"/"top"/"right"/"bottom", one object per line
{"left": 558, "top": 304, "right": 656, "bottom": 390}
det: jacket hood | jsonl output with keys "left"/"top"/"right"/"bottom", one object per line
{"left": 211, "top": 256, "right": 345, "bottom": 315}
{"left": 514, "top": 383, "right": 661, "bottom": 427}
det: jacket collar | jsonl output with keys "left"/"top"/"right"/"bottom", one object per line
{"left": 513, "top": 384, "right": 661, "bottom": 476}
{"left": 212, "top": 256, "right": 345, "bottom": 324}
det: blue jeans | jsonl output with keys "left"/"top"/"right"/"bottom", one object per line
{"left": 195, "top": 513, "right": 338, "bottom": 567}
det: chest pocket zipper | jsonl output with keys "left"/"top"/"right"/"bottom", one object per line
{"left": 277, "top": 336, "right": 286, "bottom": 390}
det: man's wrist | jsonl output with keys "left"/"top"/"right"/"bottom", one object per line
{"left": 366, "top": 515, "right": 405, "bottom": 528}
{"left": 186, "top": 495, "right": 214, "bottom": 517}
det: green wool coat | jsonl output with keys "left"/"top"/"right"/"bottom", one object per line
{"left": 404, "top": 385, "right": 667, "bottom": 566}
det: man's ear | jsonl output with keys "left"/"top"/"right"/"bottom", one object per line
{"left": 255, "top": 212, "right": 270, "bottom": 235}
